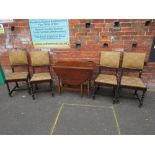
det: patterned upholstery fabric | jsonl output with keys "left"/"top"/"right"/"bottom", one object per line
{"left": 9, "top": 51, "right": 28, "bottom": 65}
{"left": 100, "top": 51, "right": 120, "bottom": 68}
{"left": 95, "top": 74, "right": 117, "bottom": 85}
{"left": 121, "top": 76, "right": 146, "bottom": 88}
{"left": 30, "top": 51, "right": 50, "bottom": 66}
{"left": 30, "top": 73, "right": 52, "bottom": 82}
{"left": 5, "top": 72, "right": 28, "bottom": 81}
{"left": 122, "top": 52, "right": 146, "bottom": 69}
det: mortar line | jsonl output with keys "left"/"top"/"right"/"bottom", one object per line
{"left": 112, "top": 106, "right": 121, "bottom": 135}
{"left": 50, "top": 103, "right": 64, "bottom": 135}
{"left": 64, "top": 103, "right": 112, "bottom": 109}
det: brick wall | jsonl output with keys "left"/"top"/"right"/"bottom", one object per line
{"left": 0, "top": 19, "right": 155, "bottom": 84}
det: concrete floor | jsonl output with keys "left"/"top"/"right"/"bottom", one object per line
{"left": 0, "top": 83, "right": 155, "bottom": 135}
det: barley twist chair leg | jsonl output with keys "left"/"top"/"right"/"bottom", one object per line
{"left": 114, "top": 85, "right": 120, "bottom": 104}
{"left": 112, "top": 87, "right": 115, "bottom": 97}
{"left": 139, "top": 89, "right": 146, "bottom": 108}
{"left": 50, "top": 80, "right": 54, "bottom": 97}
{"left": 134, "top": 89, "right": 138, "bottom": 95}
{"left": 15, "top": 82, "right": 19, "bottom": 88}
{"left": 31, "top": 83, "right": 35, "bottom": 100}
{"left": 87, "top": 80, "right": 90, "bottom": 96}
{"left": 27, "top": 81, "right": 31, "bottom": 95}
{"left": 92, "top": 83, "right": 97, "bottom": 100}
{"left": 113, "top": 86, "right": 118, "bottom": 104}
{"left": 6, "top": 82, "right": 12, "bottom": 97}
{"left": 58, "top": 78, "right": 61, "bottom": 95}
{"left": 80, "top": 84, "right": 83, "bottom": 97}
{"left": 35, "top": 84, "right": 39, "bottom": 90}
{"left": 97, "top": 85, "right": 100, "bottom": 91}
{"left": 113, "top": 87, "right": 116, "bottom": 104}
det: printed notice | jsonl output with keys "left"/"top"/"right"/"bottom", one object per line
{"left": 29, "top": 19, "right": 70, "bottom": 48}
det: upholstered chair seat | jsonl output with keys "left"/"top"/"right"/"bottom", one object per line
{"left": 30, "top": 73, "right": 52, "bottom": 82}
{"left": 95, "top": 74, "right": 117, "bottom": 86}
{"left": 119, "top": 52, "right": 147, "bottom": 107}
{"left": 6, "top": 72, "right": 28, "bottom": 81}
{"left": 5, "top": 50, "right": 30, "bottom": 97}
{"left": 121, "top": 76, "right": 146, "bottom": 88}
{"left": 92, "top": 51, "right": 121, "bottom": 103}
{"left": 29, "top": 51, "right": 54, "bottom": 99}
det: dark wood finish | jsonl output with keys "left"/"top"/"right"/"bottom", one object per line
{"left": 5, "top": 64, "right": 30, "bottom": 97}
{"left": 118, "top": 67, "right": 147, "bottom": 107}
{"left": 53, "top": 61, "right": 96, "bottom": 96}
{"left": 29, "top": 52, "right": 54, "bottom": 100}
{"left": 92, "top": 66, "right": 120, "bottom": 104}
{"left": 29, "top": 65, "right": 54, "bottom": 100}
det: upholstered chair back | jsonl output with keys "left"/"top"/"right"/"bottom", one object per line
{"left": 122, "top": 52, "right": 146, "bottom": 70}
{"left": 30, "top": 51, "right": 50, "bottom": 66}
{"left": 100, "top": 51, "right": 121, "bottom": 68}
{"left": 9, "top": 51, "right": 28, "bottom": 65}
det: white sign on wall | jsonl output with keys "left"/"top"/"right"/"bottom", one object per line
{"left": 29, "top": 19, "right": 70, "bottom": 48}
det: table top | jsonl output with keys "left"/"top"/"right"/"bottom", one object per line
{"left": 53, "top": 61, "right": 96, "bottom": 85}
{"left": 53, "top": 61, "right": 96, "bottom": 70}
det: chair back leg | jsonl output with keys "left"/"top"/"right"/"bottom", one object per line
{"left": 92, "top": 83, "right": 97, "bottom": 99}
{"left": 80, "top": 84, "right": 83, "bottom": 97}
{"left": 113, "top": 85, "right": 119, "bottom": 104}
{"left": 50, "top": 80, "right": 54, "bottom": 97}
{"left": 139, "top": 89, "right": 147, "bottom": 108}
{"left": 6, "top": 82, "right": 12, "bottom": 97}
{"left": 15, "top": 82, "right": 19, "bottom": 88}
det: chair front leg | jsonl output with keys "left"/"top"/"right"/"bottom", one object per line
{"left": 50, "top": 80, "right": 54, "bottom": 97}
{"left": 97, "top": 85, "right": 100, "bottom": 91}
{"left": 31, "top": 83, "right": 35, "bottom": 100}
{"left": 35, "top": 84, "right": 39, "bottom": 90}
{"left": 139, "top": 89, "right": 147, "bottom": 108}
{"left": 114, "top": 85, "right": 120, "bottom": 104}
{"left": 6, "top": 82, "right": 12, "bottom": 97}
{"left": 92, "top": 82, "right": 97, "bottom": 100}
{"left": 87, "top": 80, "right": 90, "bottom": 96}
{"left": 80, "top": 84, "right": 83, "bottom": 97}
{"left": 134, "top": 89, "right": 138, "bottom": 95}
{"left": 15, "top": 82, "right": 19, "bottom": 88}
{"left": 27, "top": 80, "right": 31, "bottom": 95}
{"left": 112, "top": 87, "right": 115, "bottom": 96}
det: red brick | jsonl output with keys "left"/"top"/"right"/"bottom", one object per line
{"left": 105, "top": 19, "right": 117, "bottom": 22}
{"left": 92, "top": 19, "right": 105, "bottom": 23}
{"left": 121, "top": 27, "right": 135, "bottom": 31}
{"left": 119, "top": 19, "right": 131, "bottom": 22}
{"left": 121, "top": 23, "right": 132, "bottom": 27}
{"left": 0, "top": 19, "right": 155, "bottom": 83}
{"left": 95, "top": 23, "right": 106, "bottom": 28}
{"left": 124, "top": 32, "right": 137, "bottom": 35}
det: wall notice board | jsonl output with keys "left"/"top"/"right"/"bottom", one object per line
{"left": 29, "top": 19, "right": 70, "bottom": 48}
